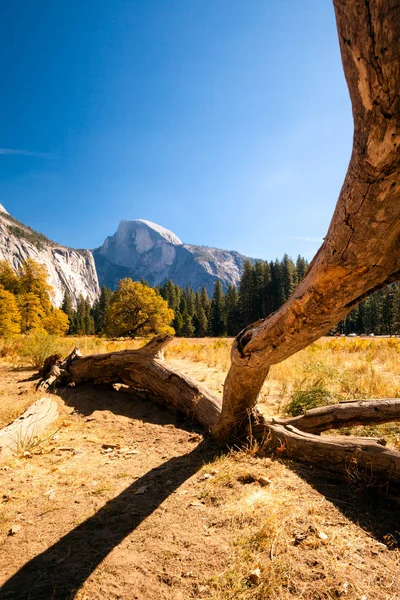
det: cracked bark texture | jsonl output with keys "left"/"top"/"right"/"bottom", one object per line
{"left": 36, "top": 339, "right": 400, "bottom": 482}
{"left": 213, "top": 0, "right": 400, "bottom": 442}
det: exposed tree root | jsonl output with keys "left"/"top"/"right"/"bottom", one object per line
{"left": 37, "top": 336, "right": 400, "bottom": 484}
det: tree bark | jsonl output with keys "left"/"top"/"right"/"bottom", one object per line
{"left": 36, "top": 338, "right": 400, "bottom": 483}
{"left": 213, "top": 0, "right": 400, "bottom": 442}
{"left": 0, "top": 397, "right": 59, "bottom": 459}
{"left": 38, "top": 336, "right": 221, "bottom": 432}
{"left": 36, "top": 0, "right": 400, "bottom": 485}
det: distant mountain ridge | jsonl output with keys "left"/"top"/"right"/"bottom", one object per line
{"left": 0, "top": 207, "right": 255, "bottom": 303}
{"left": 93, "top": 219, "right": 254, "bottom": 294}
{"left": 0, "top": 206, "right": 100, "bottom": 307}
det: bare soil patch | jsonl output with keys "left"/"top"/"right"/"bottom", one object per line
{"left": 0, "top": 361, "right": 399, "bottom": 600}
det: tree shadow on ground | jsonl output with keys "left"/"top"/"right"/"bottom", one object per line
{"left": 287, "top": 460, "right": 400, "bottom": 546}
{"left": 0, "top": 438, "right": 218, "bottom": 600}
{"left": 2, "top": 385, "right": 399, "bottom": 599}
{"left": 58, "top": 383, "right": 199, "bottom": 430}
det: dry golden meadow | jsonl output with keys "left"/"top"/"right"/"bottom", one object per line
{"left": 0, "top": 335, "right": 400, "bottom": 599}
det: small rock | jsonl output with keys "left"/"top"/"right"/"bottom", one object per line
{"left": 135, "top": 486, "right": 148, "bottom": 495}
{"left": 102, "top": 443, "right": 120, "bottom": 450}
{"left": 8, "top": 525, "right": 21, "bottom": 536}
{"left": 44, "top": 489, "right": 56, "bottom": 496}
{"left": 188, "top": 433, "right": 202, "bottom": 442}
{"left": 2, "top": 466, "right": 10, "bottom": 471}
{"left": 188, "top": 501, "right": 205, "bottom": 508}
{"left": 318, "top": 530, "right": 328, "bottom": 540}
{"left": 198, "top": 473, "right": 213, "bottom": 481}
{"left": 121, "top": 450, "right": 139, "bottom": 455}
{"left": 248, "top": 568, "right": 261, "bottom": 585}
{"left": 293, "top": 530, "right": 308, "bottom": 545}
{"left": 258, "top": 476, "right": 272, "bottom": 487}
{"left": 22, "top": 451, "right": 32, "bottom": 458}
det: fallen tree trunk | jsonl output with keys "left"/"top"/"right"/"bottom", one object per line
{"left": 37, "top": 337, "right": 400, "bottom": 483}
{"left": 272, "top": 399, "right": 400, "bottom": 434}
{"left": 37, "top": 0, "right": 400, "bottom": 485}
{"left": 212, "top": 0, "right": 400, "bottom": 442}
{"left": 38, "top": 336, "right": 221, "bottom": 431}
{"left": 0, "top": 397, "right": 59, "bottom": 459}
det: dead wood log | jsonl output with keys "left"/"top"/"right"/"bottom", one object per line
{"left": 35, "top": 0, "right": 400, "bottom": 485}
{"left": 272, "top": 399, "right": 400, "bottom": 434}
{"left": 212, "top": 0, "right": 400, "bottom": 442}
{"left": 0, "top": 397, "right": 59, "bottom": 459}
{"left": 36, "top": 337, "right": 400, "bottom": 483}
{"left": 38, "top": 336, "right": 221, "bottom": 431}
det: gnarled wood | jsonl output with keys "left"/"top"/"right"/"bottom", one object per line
{"left": 265, "top": 423, "right": 400, "bottom": 484}
{"left": 39, "top": 336, "right": 221, "bottom": 432}
{"left": 36, "top": 341, "right": 400, "bottom": 484}
{"left": 0, "top": 397, "right": 59, "bottom": 459}
{"left": 273, "top": 399, "right": 400, "bottom": 434}
{"left": 213, "top": 0, "right": 400, "bottom": 442}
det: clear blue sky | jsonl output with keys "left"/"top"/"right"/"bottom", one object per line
{"left": 0, "top": 0, "right": 352, "bottom": 261}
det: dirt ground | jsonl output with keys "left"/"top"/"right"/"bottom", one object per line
{"left": 0, "top": 359, "right": 400, "bottom": 600}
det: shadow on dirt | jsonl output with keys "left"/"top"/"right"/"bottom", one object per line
{"left": 0, "top": 437, "right": 218, "bottom": 600}
{"left": 1, "top": 384, "right": 399, "bottom": 599}
{"left": 287, "top": 461, "right": 400, "bottom": 547}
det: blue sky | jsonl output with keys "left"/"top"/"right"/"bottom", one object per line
{"left": 0, "top": 0, "right": 352, "bottom": 260}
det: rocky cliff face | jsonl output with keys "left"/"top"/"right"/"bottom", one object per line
{"left": 93, "top": 219, "right": 251, "bottom": 294}
{"left": 0, "top": 207, "right": 100, "bottom": 307}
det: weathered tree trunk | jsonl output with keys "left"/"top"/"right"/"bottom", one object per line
{"left": 0, "top": 397, "right": 58, "bottom": 459}
{"left": 36, "top": 0, "right": 400, "bottom": 485}
{"left": 37, "top": 337, "right": 400, "bottom": 483}
{"left": 213, "top": 0, "right": 400, "bottom": 441}
{"left": 38, "top": 336, "right": 221, "bottom": 431}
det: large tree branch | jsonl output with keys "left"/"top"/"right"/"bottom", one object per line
{"left": 213, "top": 0, "right": 400, "bottom": 442}
{"left": 36, "top": 338, "right": 400, "bottom": 484}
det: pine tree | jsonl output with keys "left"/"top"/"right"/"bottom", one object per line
{"left": 92, "top": 286, "right": 112, "bottom": 334}
{"left": 200, "top": 286, "right": 211, "bottom": 320}
{"left": 225, "top": 284, "right": 240, "bottom": 336}
{"left": 193, "top": 292, "right": 209, "bottom": 337}
{"left": 210, "top": 280, "right": 226, "bottom": 336}
{"left": 239, "top": 259, "right": 254, "bottom": 328}
{"left": 61, "top": 291, "right": 74, "bottom": 333}
{"left": 182, "top": 312, "right": 195, "bottom": 337}
{"left": 281, "top": 254, "right": 296, "bottom": 301}
{"left": 185, "top": 286, "right": 196, "bottom": 316}
{"left": 296, "top": 255, "right": 308, "bottom": 281}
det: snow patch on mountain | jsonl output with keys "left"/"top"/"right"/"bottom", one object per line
{"left": 0, "top": 203, "right": 9, "bottom": 215}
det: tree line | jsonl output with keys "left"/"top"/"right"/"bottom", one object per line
{"left": 0, "top": 258, "right": 69, "bottom": 336}
{"left": 2, "top": 255, "right": 400, "bottom": 339}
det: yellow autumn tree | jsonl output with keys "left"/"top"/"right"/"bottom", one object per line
{"left": 42, "top": 308, "right": 70, "bottom": 335}
{"left": 0, "top": 285, "right": 21, "bottom": 335}
{"left": 0, "top": 261, "right": 20, "bottom": 295}
{"left": 17, "top": 258, "right": 53, "bottom": 313}
{"left": 18, "top": 292, "right": 46, "bottom": 332}
{"left": 105, "top": 279, "right": 175, "bottom": 338}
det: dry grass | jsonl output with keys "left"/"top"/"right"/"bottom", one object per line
{"left": 196, "top": 452, "right": 400, "bottom": 600}
{"left": 1, "top": 342, "right": 400, "bottom": 599}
